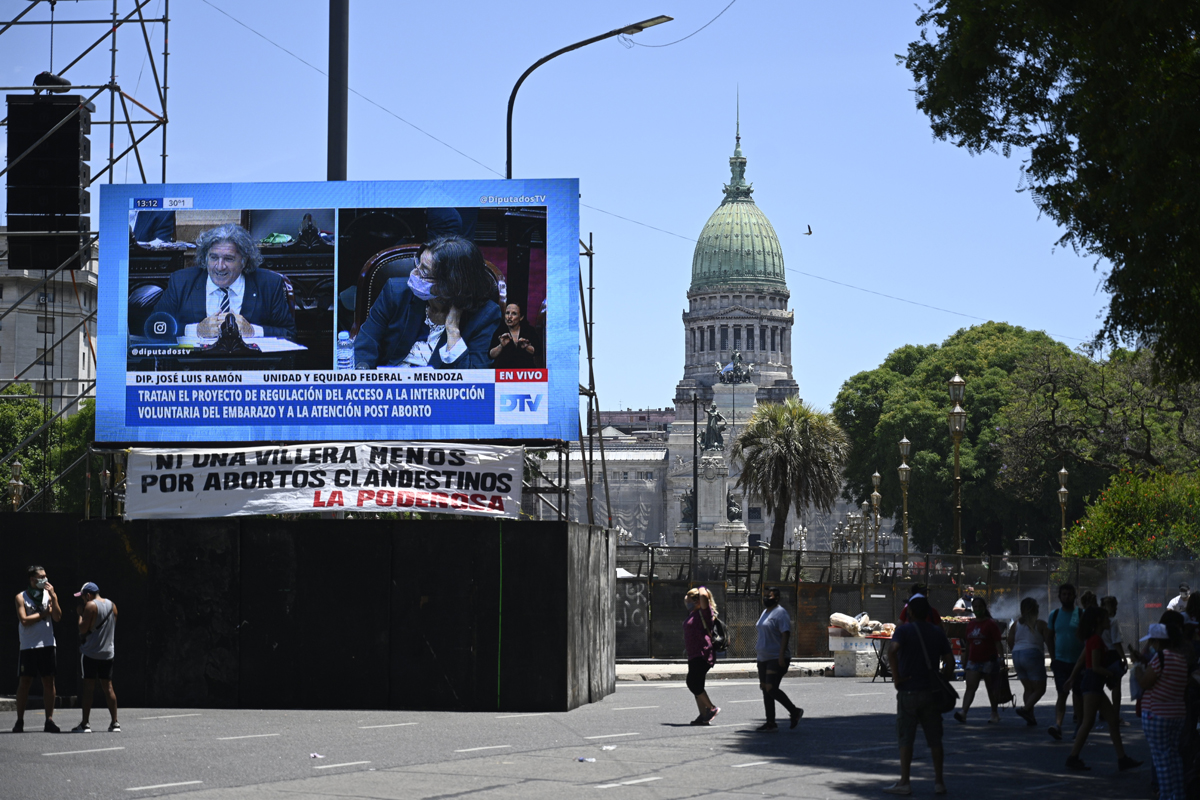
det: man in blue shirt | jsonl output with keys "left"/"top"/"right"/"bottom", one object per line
{"left": 886, "top": 596, "right": 954, "bottom": 796}
{"left": 1044, "top": 583, "right": 1082, "bottom": 740}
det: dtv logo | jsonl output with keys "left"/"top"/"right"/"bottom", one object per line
{"left": 500, "top": 393, "right": 542, "bottom": 413}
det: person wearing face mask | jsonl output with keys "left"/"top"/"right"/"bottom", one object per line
{"left": 682, "top": 587, "right": 720, "bottom": 725}
{"left": 353, "top": 236, "right": 501, "bottom": 369}
{"left": 488, "top": 302, "right": 541, "bottom": 369}
{"left": 754, "top": 587, "right": 803, "bottom": 731}
{"left": 13, "top": 565, "right": 62, "bottom": 733}
{"left": 152, "top": 224, "right": 297, "bottom": 340}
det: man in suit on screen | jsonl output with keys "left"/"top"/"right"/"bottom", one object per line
{"left": 153, "top": 223, "right": 296, "bottom": 340}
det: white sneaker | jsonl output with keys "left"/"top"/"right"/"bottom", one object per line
{"left": 71, "top": 722, "right": 91, "bottom": 733}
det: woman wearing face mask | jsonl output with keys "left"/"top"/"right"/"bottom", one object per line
{"left": 488, "top": 302, "right": 541, "bottom": 369}
{"left": 353, "top": 236, "right": 501, "bottom": 369}
{"left": 683, "top": 587, "right": 720, "bottom": 725}
{"left": 754, "top": 587, "right": 803, "bottom": 731}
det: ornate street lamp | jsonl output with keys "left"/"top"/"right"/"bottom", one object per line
{"left": 947, "top": 373, "right": 967, "bottom": 555}
{"left": 9, "top": 460, "right": 24, "bottom": 512}
{"left": 1058, "top": 466, "right": 1069, "bottom": 551}
{"left": 898, "top": 435, "right": 912, "bottom": 578}
{"left": 860, "top": 499, "right": 870, "bottom": 587}
{"left": 870, "top": 486, "right": 882, "bottom": 583}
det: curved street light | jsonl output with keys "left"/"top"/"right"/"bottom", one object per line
{"left": 506, "top": 16, "right": 673, "bottom": 179}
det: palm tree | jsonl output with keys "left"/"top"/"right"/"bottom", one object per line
{"left": 732, "top": 398, "right": 850, "bottom": 581}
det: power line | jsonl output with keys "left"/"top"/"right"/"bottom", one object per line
{"left": 620, "top": 0, "right": 741, "bottom": 48}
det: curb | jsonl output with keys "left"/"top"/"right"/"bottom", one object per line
{"left": 618, "top": 666, "right": 834, "bottom": 681}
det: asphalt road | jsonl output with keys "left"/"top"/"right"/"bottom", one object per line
{"left": 0, "top": 677, "right": 1153, "bottom": 799}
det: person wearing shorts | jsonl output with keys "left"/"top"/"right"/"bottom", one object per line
{"left": 1065, "top": 607, "right": 1141, "bottom": 772}
{"left": 1045, "top": 583, "right": 1083, "bottom": 740}
{"left": 954, "top": 596, "right": 1003, "bottom": 724}
{"left": 14, "top": 565, "right": 62, "bottom": 733}
{"left": 1007, "top": 596, "right": 1049, "bottom": 726}
{"left": 886, "top": 596, "right": 954, "bottom": 796}
{"left": 72, "top": 582, "right": 119, "bottom": 733}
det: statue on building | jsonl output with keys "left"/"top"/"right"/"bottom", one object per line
{"left": 697, "top": 402, "right": 727, "bottom": 452}
{"left": 716, "top": 351, "right": 754, "bottom": 385}
{"left": 726, "top": 490, "right": 742, "bottom": 522}
{"left": 679, "top": 488, "right": 695, "bottom": 524}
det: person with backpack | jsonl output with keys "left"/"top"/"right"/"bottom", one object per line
{"left": 1045, "top": 583, "right": 1083, "bottom": 740}
{"left": 682, "top": 586, "right": 720, "bottom": 725}
{"left": 1137, "top": 621, "right": 1197, "bottom": 800}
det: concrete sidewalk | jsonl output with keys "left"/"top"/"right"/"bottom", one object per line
{"left": 617, "top": 659, "right": 834, "bottom": 681}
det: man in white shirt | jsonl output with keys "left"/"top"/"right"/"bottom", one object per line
{"left": 13, "top": 565, "right": 62, "bottom": 733}
{"left": 1167, "top": 583, "right": 1189, "bottom": 612}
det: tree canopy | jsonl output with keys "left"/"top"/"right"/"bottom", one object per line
{"left": 1064, "top": 469, "right": 1200, "bottom": 559}
{"left": 0, "top": 385, "right": 97, "bottom": 513}
{"left": 903, "top": 3, "right": 1200, "bottom": 381}
{"left": 833, "top": 322, "right": 1101, "bottom": 555}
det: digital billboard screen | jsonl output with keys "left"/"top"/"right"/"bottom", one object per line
{"left": 96, "top": 180, "right": 578, "bottom": 443}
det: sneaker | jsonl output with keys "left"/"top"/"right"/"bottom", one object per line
{"left": 1048, "top": 725, "right": 1062, "bottom": 741}
{"left": 689, "top": 716, "right": 708, "bottom": 726}
{"left": 1015, "top": 707, "right": 1035, "bottom": 726}
{"left": 71, "top": 722, "right": 91, "bottom": 734}
{"left": 756, "top": 722, "right": 778, "bottom": 731}
{"left": 953, "top": 711, "right": 966, "bottom": 724}
{"left": 1065, "top": 755, "right": 1090, "bottom": 771}
{"left": 1117, "top": 756, "right": 1143, "bottom": 772}
{"left": 44, "top": 719, "right": 59, "bottom": 734}
{"left": 789, "top": 709, "right": 804, "bottom": 729}
{"left": 11, "top": 719, "right": 23, "bottom": 733}
{"left": 703, "top": 706, "right": 720, "bottom": 723}
{"left": 883, "top": 783, "right": 913, "bottom": 796}
{"left": 108, "top": 721, "right": 121, "bottom": 732}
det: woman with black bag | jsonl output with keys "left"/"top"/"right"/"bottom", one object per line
{"left": 682, "top": 587, "right": 720, "bottom": 725}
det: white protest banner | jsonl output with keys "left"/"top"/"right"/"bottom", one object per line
{"left": 125, "top": 442, "right": 523, "bottom": 520}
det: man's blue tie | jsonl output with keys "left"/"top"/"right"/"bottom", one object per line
{"left": 219, "top": 287, "right": 230, "bottom": 316}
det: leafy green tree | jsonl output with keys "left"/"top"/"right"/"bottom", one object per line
{"left": 902, "top": 3, "right": 1200, "bottom": 381}
{"left": 0, "top": 386, "right": 99, "bottom": 514}
{"left": 0, "top": 383, "right": 52, "bottom": 508}
{"left": 834, "top": 322, "right": 1100, "bottom": 555}
{"left": 732, "top": 398, "right": 850, "bottom": 580}
{"left": 1065, "top": 469, "right": 1200, "bottom": 559}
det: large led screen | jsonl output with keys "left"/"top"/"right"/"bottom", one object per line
{"left": 96, "top": 180, "right": 578, "bottom": 443}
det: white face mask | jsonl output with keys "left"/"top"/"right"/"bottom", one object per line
{"left": 407, "top": 271, "right": 436, "bottom": 301}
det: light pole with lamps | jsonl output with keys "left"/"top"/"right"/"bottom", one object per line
{"left": 947, "top": 374, "right": 967, "bottom": 555}
{"left": 506, "top": 16, "right": 673, "bottom": 179}
{"left": 898, "top": 436, "right": 911, "bottom": 578}
{"left": 9, "top": 460, "right": 23, "bottom": 512}
{"left": 859, "top": 499, "right": 870, "bottom": 588}
{"left": 871, "top": 471, "right": 881, "bottom": 579}
{"left": 1058, "top": 466, "right": 1069, "bottom": 551}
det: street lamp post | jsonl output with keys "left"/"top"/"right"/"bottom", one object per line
{"left": 898, "top": 436, "right": 911, "bottom": 579}
{"left": 948, "top": 374, "right": 966, "bottom": 555}
{"left": 506, "top": 15, "right": 673, "bottom": 179}
{"left": 871, "top": 471, "right": 881, "bottom": 582}
{"left": 860, "top": 499, "right": 870, "bottom": 588}
{"left": 9, "top": 460, "right": 23, "bottom": 512}
{"left": 1058, "top": 466, "right": 1069, "bottom": 552}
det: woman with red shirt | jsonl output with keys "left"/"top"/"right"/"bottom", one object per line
{"left": 1065, "top": 607, "right": 1141, "bottom": 772}
{"left": 954, "top": 597, "right": 1004, "bottom": 724}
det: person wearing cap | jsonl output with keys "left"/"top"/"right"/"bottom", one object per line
{"left": 1166, "top": 583, "right": 1189, "bottom": 613}
{"left": 13, "top": 565, "right": 62, "bottom": 733}
{"left": 72, "top": 582, "right": 119, "bottom": 733}
{"left": 1136, "top": 620, "right": 1194, "bottom": 798}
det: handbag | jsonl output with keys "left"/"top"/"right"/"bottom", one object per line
{"left": 986, "top": 658, "right": 1015, "bottom": 706}
{"left": 703, "top": 612, "right": 729, "bottom": 653}
{"left": 913, "top": 621, "right": 959, "bottom": 714}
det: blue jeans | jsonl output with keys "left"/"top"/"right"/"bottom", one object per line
{"left": 1012, "top": 649, "right": 1045, "bottom": 682}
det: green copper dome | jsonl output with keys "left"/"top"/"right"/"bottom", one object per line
{"left": 690, "top": 131, "right": 785, "bottom": 292}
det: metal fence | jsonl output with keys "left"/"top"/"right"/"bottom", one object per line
{"left": 615, "top": 546, "right": 1200, "bottom": 659}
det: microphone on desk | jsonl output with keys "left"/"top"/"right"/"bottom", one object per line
{"left": 144, "top": 311, "right": 179, "bottom": 341}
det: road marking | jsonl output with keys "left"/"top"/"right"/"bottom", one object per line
{"left": 724, "top": 699, "right": 760, "bottom": 704}
{"left": 126, "top": 781, "right": 203, "bottom": 791}
{"left": 731, "top": 761, "right": 769, "bottom": 768}
{"left": 845, "top": 692, "right": 888, "bottom": 697}
{"left": 314, "top": 761, "right": 370, "bottom": 770}
{"left": 585, "top": 732, "right": 640, "bottom": 740}
{"left": 359, "top": 723, "right": 418, "bottom": 729}
{"left": 840, "top": 745, "right": 893, "bottom": 754}
{"left": 1026, "top": 783, "right": 1069, "bottom": 791}
{"left": 455, "top": 745, "right": 512, "bottom": 753}
{"left": 612, "top": 706, "right": 659, "bottom": 711}
{"left": 596, "top": 777, "right": 663, "bottom": 789}
{"left": 139, "top": 713, "right": 202, "bottom": 720}
{"left": 216, "top": 733, "right": 280, "bottom": 740}
{"left": 44, "top": 746, "right": 125, "bottom": 756}
{"left": 496, "top": 713, "right": 550, "bottom": 719}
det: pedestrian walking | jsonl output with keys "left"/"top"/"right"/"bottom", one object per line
{"left": 754, "top": 587, "right": 802, "bottom": 731}
{"left": 1099, "top": 596, "right": 1128, "bottom": 727}
{"left": 72, "top": 582, "right": 119, "bottom": 733}
{"left": 954, "top": 596, "right": 1003, "bottom": 724}
{"left": 682, "top": 586, "right": 719, "bottom": 725}
{"left": 1135, "top": 621, "right": 1195, "bottom": 800}
{"left": 13, "top": 565, "right": 62, "bottom": 733}
{"left": 1064, "top": 607, "right": 1141, "bottom": 772}
{"left": 885, "top": 596, "right": 954, "bottom": 796}
{"left": 1007, "top": 596, "right": 1048, "bottom": 727}
{"left": 1045, "top": 583, "right": 1083, "bottom": 741}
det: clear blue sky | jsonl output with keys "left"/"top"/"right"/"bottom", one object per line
{"left": 3, "top": 0, "right": 1108, "bottom": 413}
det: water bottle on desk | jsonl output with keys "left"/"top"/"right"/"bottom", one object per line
{"left": 336, "top": 331, "right": 354, "bottom": 370}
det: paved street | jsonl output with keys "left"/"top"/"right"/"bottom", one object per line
{"left": 1, "top": 676, "right": 1152, "bottom": 799}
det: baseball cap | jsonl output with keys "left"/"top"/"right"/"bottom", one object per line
{"left": 1181, "top": 583, "right": 1191, "bottom": 593}
{"left": 1140, "top": 623, "right": 1169, "bottom": 642}
{"left": 73, "top": 582, "right": 99, "bottom": 597}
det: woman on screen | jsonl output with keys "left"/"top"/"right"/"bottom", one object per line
{"left": 353, "top": 236, "right": 501, "bottom": 369}
{"left": 488, "top": 302, "right": 541, "bottom": 369}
